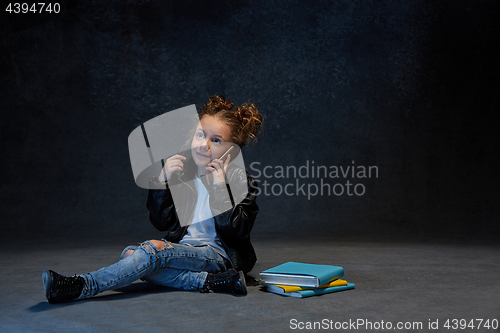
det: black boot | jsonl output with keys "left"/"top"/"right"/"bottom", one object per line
{"left": 42, "top": 270, "right": 85, "bottom": 304}
{"left": 201, "top": 269, "right": 247, "bottom": 295}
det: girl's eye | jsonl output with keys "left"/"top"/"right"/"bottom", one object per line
{"left": 196, "top": 132, "right": 204, "bottom": 139}
{"left": 212, "top": 138, "right": 221, "bottom": 144}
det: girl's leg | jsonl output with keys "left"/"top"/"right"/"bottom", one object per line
{"left": 43, "top": 243, "right": 155, "bottom": 304}
{"left": 135, "top": 242, "right": 246, "bottom": 294}
{"left": 118, "top": 240, "right": 228, "bottom": 291}
{"left": 79, "top": 240, "right": 227, "bottom": 298}
{"left": 78, "top": 242, "right": 157, "bottom": 298}
{"left": 142, "top": 268, "right": 208, "bottom": 291}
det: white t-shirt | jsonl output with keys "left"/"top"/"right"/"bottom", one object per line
{"left": 179, "top": 175, "right": 228, "bottom": 259}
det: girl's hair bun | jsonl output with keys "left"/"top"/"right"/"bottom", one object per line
{"left": 233, "top": 103, "right": 263, "bottom": 146}
{"left": 200, "top": 95, "right": 264, "bottom": 147}
{"left": 203, "top": 95, "right": 233, "bottom": 112}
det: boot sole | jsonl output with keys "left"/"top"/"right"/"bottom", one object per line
{"left": 238, "top": 271, "right": 248, "bottom": 295}
{"left": 42, "top": 270, "right": 52, "bottom": 302}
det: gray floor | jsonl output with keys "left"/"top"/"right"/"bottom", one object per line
{"left": 1, "top": 238, "right": 499, "bottom": 333}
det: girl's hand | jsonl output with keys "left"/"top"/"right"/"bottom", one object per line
{"left": 207, "top": 154, "right": 230, "bottom": 185}
{"left": 159, "top": 154, "right": 187, "bottom": 182}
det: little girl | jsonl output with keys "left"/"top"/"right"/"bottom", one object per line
{"left": 42, "top": 95, "right": 263, "bottom": 303}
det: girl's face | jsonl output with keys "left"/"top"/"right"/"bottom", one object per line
{"left": 191, "top": 115, "right": 233, "bottom": 171}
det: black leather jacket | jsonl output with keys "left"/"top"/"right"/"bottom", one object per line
{"left": 146, "top": 158, "right": 259, "bottom": 273}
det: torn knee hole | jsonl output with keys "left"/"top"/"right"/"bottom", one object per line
{"left": 143, "top": 240, "right": 168, "bottom": 253}
{"left": 123, "top": 249, "right": 135, "bottom": 258}
{"left": 143, "top": 244, "right": 153, "bottom": 253}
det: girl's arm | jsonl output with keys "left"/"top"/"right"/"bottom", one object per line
{"left": 146, "top": 176, "right": 179, "bottom": 232}
{"left": 147, "top": 154, "right": 187, "bottom": 232}
{"left": 209, "top": 168, "right": 259, "bottom": 240}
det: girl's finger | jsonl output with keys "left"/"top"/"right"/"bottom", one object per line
{"left": 167, "top": 154, "right": 187, "bottom": 162}
{"left": 168, "top": 159, "right": 184, "bottom": 168}
{"left": 208, "top": 160, "right": 220, "bottom": 169}
{"left": 170, "top": 165, "right": 182, "bottom": 172}
{"left": 174, "top": 159, "right": 185, "bottom": 167}
{"left": 224, "top": 154, "right": 231, "bottom": 168}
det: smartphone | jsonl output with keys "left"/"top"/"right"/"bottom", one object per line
{"left": 212, "top": 145, "right": 235, "bottom": 162}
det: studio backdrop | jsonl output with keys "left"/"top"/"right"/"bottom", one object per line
{"left": 1, "top": 0, "right": 498, "bottom": 242}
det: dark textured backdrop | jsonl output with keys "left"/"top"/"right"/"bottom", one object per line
{"left": 1, "top": 0, "right": 499, "bottom": 243}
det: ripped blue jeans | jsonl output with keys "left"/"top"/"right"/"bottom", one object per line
{"left": 78, "top": 240, "right": 228, "bottom": 298}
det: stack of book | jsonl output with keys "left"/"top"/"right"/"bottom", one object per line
{"left": 259, "top": 262, "right": 355, "bottom": 298}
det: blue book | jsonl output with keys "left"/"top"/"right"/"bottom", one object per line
{"left": 268, "top": 283, "right": 356, "bottom": 298}
{"left": 259, "top": 262, "right": 344, "bottom": 288}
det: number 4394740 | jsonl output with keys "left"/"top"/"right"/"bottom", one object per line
{"left": 6, "top": 3, "right": 61, "bottom": 14}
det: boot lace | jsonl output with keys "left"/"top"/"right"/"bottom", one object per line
{"left": 57, "top": 275, "right": 84, "bottom": 295}
{"left": 208, "top": 273, "right": 235, "bottom": 293}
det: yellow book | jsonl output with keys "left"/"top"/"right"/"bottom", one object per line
{"left": 273, "top": 279, "right": 348, "bottom": 293}
{"left": 265, "top": 279, "right": 355, "bottom": 298}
